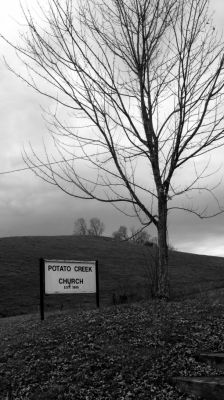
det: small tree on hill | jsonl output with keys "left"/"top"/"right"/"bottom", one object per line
{"left": 130, "top": 227, "right": 151, "bottom": 245}
{"left": 73, "top": 217, "right": 88, "bottom": 236}
{"left": 88, "top": 217, "right": 105, "bottom": 237}
{"left": 74, "top": 217, "right": 105, "bottom": 236}
{"left": 112, "top": 226, "right": 128, "bottom": 241}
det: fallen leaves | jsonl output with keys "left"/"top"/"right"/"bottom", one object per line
{"left": 1, "top": 297, "right": 224, "bottom": 399}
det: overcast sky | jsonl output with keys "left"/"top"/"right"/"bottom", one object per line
{"left": 0, "top": 0, "right": 224, "bottom": 256}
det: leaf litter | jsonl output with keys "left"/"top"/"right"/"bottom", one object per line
{"left": 0, "top": 296, "right": 224, "bottom": 399}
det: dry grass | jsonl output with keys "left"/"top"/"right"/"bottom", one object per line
{"left": 0, "top": 235, "right": 224, "bottom": 317}
{"left": 1, "top": 236, "right": 224, "bottom": 399}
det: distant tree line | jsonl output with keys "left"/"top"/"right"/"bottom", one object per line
{"left": 73, "top": 217, "right": 156, "bottom": 245}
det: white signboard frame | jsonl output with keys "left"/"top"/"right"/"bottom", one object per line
{"left": 39, "top": 258, "right": 99, "bottom": 320}
{"left": 44, "top": 259, "right": 97, "bottom": 294}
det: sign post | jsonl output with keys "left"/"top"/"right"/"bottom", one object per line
{"left": 39, "top": 259, "right": 99, "bottom": 321}
{"left": 39, "top": 258, "right": 45, "bottom": 321}
{"left": 95, "top": 260, "right": 99, "bottom": 308}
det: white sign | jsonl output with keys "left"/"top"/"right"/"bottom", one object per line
{"left": 44, "top": 260, "right": 96, "bottom": 294}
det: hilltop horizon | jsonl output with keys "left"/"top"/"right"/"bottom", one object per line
{"left": 0, "top": 233, "right": 222, "bottom": 258}
{"left": 0, "top": 235, "right": 224, "bottom": 318}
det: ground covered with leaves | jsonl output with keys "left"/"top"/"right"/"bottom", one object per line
{"left": 1, "top": 295, "right": 224, "bottom": 399}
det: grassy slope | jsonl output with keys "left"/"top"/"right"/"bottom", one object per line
{"left": 0, "top": 235, "right": 224, "bottom": 317}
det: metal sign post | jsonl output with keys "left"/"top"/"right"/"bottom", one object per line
{"left": 95, "top": 260, "right": 100, "bottom": 308}
{"left": 39, "top": 258, "right": 45, "bottom": 321}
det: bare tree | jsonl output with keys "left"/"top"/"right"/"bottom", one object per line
{"left": 88, "top": 217, "right": 105, "bottom": 236}
{"left": 130, "top": 227, "right": 150, "bottom": 245}
{"left": 74, "top": 216, "right": 104, "bottom": 236}
{"left": 3, "top": 0, "right": 224, "bottom": 298}
{"left": 73, "top": 217, "right": 88, "bottom": 236}
{"left": 113, "top": 225, "right": 128, "bottom": 241}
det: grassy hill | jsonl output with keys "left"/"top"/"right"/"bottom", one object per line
{"left": 1, "top": 235, "right": 224, "bottom": 317}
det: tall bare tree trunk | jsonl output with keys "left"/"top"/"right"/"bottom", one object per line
{"left": 157, "top": 194, "right": 169, "bottom": 299}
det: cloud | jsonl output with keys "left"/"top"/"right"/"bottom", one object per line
{"left": 169, "top": 205, "right": 224, "bottom": 255}
{"left": 212, "top": 0, "right": 224, "bottom": 27}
